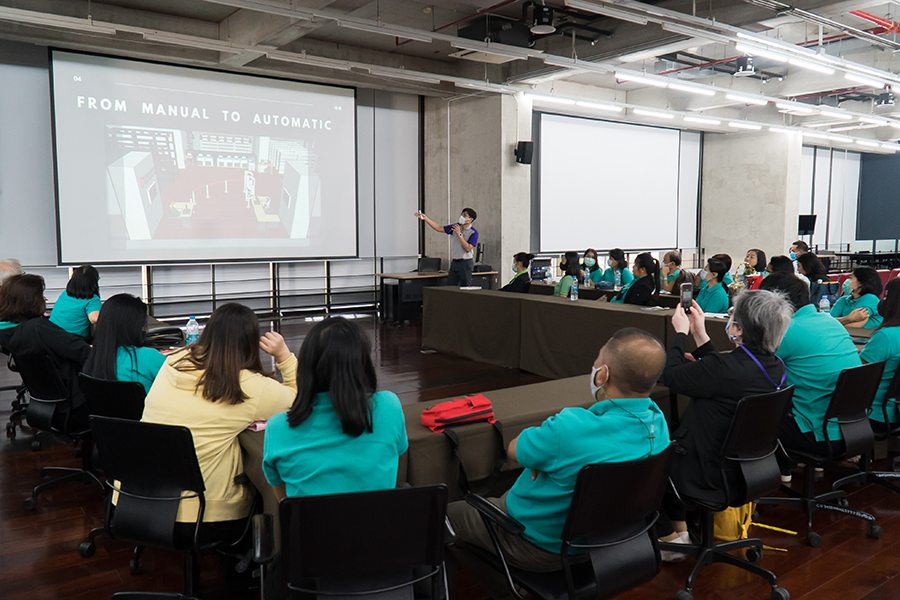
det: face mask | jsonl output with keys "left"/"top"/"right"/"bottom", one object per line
{"left": 584, "top": 257, "right": 596, "bottom": 268}
{"left": 607, "top": 258, "right": 613, "bottom": 267}
{"left": 789, "top": 252, "right": 796, "bottom": 261}
{"left": 590, "top": 365, "right": 607, "bottom": 400}
{"left": 843, "top": 280, "right": 852, "bottom": 296}
{"left": 512, "top": 264, "right": 518, "bottom": 273}
{"left": 700, "top": 269, "right": 708, "bottom": 281}
{"left": 458, "top": 215, "right": 467, "bottom": 225}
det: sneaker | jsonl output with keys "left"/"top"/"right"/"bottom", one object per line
{"left": 660, "top": 531, "right": 691, "bottom": 563}
{"left": 781, "top": 469, "right": 792, "bottom": 484}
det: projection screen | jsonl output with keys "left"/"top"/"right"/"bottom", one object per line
{"left": 539, "top": 113, "right": 682, "bottom": 252}
{"left": 51, "top": 51, "right": 357, "bottom": 264}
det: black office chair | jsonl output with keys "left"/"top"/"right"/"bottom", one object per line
{"left": 88, "top": 416, "right": 255, "bottom": 597}
{"left": 275, "top": 485, "right": 449, "bottom": 600}
{"left": 3, "top": 351, "right": 28, "bottom": 438}
{"left": 77, "top": 373, "right": 147, "bottom": 558}
{"left": 758, "top": 362, "right": 886, "bottom": 547}
{"left": 830, "top": 365, "right": 900, "bottom": 494}
{"left": 14, "top": 353, "right": 104, "bottom": 510}
{"left": 457, "top": 446, "right": 674, "bottom": 600}
{"left": 659, "top": 387, "right": 795, "bottom": 600}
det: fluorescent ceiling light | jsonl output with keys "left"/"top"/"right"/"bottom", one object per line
{"left": 564, "top": 1, "right": 649, "bottom": 25}
{"left": 881, "top": 143, "right": 898, "bottom": 151}
{"left": 728, "top": 121, "right": 762, "bottom": 130}
{"left": 776, "top": 102, "right": 815, "bottom": 114}
{"left": 543, "top": 54, "right": 608, "bottom": 75}
{"left": 266, "top": 51, "right": 353, "bottom": 71}
{"left": 632, "top": 108, "right": 674, "bottom": 119}
{"left": 667, "top": 82, "right": 716, "bottom": 96}
{"left": 859, "top": 116, "right": 890, "bottom": 125}
{"left": 575, "top": 101, "right": 622, "bottom": 112}
{"left": 845, "top": 72, "right": 886, "bottom": 87}
{"left": 725, "top": 93, "right": 768, "bottom": 106}
{"left": 525, "top": 93, "right": 576, "bottom": 105}
{"left": 684, "top": 116, "right": 721, "bottom": 125}
{"left": 660, "top": 22, "right": 729, "bottom": 42}
{"left": 802, "top": 131, "right": 832, "bottom": 140}
{"left": 365, "top": 67, "right": 441, "bottom": 84}
{"left": 734, "top": 44, "right": 788, "bottom": 63}
{"left": 829, "top": 123, "right": 878, "bottom": 132}
{"left": 450, "top": 40, "right": 543, "bottom": 61}
{"left": 787, "top": 58, "right": 835, "bottom": 75}
{"left": 769, "top": 127, "right": 796, "bottom": 134}
{"left": 0, "top": 7, "right": 118, "bottom": 35}
{"left": 615, "top": 72, "right": 668, "bottom": 87}
{"left": 857, "top": 139, "right": 881, "bottom": 147}
{"left": 819, "top": 109, "right": 848, "bottom": 119}
{"left": 891, "top": 122, "right": 900, "bottom": 129}
{"left": 338, "top": 20, "right": 432, "bottom": 43}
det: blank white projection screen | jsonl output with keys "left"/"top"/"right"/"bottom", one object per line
{"left": 540, "top": 114, "right": 681, "bottom": 252}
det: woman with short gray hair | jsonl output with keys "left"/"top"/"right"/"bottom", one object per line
{"left": 654, "top": 289, "right": 792, "bottom": 560}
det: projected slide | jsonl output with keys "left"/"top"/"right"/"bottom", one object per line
{"left": 51, "top": 51, "right": 357, "bottom": 264}
{"left": 539, "top": 114, "right": 683, "bottom": 252}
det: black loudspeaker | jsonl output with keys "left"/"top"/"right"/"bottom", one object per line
{"left": 798, "top": 215, "right": 817, "bottom": 236}
{"left": 514, "top": 141, "right": 534, "bottom": 164}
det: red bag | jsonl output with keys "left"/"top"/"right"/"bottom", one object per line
{"left": 421, "top": 394, "right": 496, "bottom": 432}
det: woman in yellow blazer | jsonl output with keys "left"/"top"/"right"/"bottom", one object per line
{"left": 142, "top": 303, "right": 296, "bottom": 537}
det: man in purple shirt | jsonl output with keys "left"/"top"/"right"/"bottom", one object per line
{"left": 414, "top": 208, "right": 479, "bottom": 286}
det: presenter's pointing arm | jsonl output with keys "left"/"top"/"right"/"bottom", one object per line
{"left": 414, "top": 212, "right": 444, "bottom": 233}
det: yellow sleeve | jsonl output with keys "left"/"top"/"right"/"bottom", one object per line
{"left": 252, "top": 354, "right": 298, "bottom": 421}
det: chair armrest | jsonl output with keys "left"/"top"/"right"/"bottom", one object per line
{"left": 464, "top": 493, "right": 525, "bottom": 535}
{"left": 252, "top": 514, "right": 276, "bottom": 565}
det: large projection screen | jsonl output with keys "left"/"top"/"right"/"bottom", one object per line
{"left": 51, "top": 51, "right": 357, "bottom": 264}
{"left": 539, "top": 113, "right": 681, "bottom": 252}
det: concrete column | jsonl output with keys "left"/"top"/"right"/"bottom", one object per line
{"left": 422, "top": 95, "right": 531, "bottom": 274}
{"left": 700, "top": 130, "right": 803, "bottom": 266}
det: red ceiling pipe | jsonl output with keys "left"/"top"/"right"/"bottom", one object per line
{"left": 396, "top": 0, "right": 520, "bottom": 46}
{"left": 849, "top": 10, "right": 900, "bottom": 34}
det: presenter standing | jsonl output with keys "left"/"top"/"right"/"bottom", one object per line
{"left": 414, "top": 208, "right": 479, "bottom": 286}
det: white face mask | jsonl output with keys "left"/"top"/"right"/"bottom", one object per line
{"left": 700, "top": 269, "right": 708, "bottom": 281}
{"left": 458, "top": 215, "right": 468, "bottom": 225}
{"left": 590, "top": 365, "right": 608, "bottom": 400}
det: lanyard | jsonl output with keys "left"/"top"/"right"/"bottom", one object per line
{"left": 739, "top": 345, "right": 786, "bottom": 390}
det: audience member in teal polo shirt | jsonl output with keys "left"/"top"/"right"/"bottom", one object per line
{"left": 446, "top": 328, "right": 669, "bottom": 592}
{"left": 600, "top": 248, "right": 634, "bottom": 288}
{"left": 83, "top": 293, "right": 166, "bottom": 394}
{"left": 761, "top": 274, "right": 861, "bottom": 450}
{"left": 695, "top": 259, "right": 730, "bottom": 314}
{"left": 262, "top": 316, "right": 407, "bottom": 501}
{"left": 862, "top": 278, "right": 900, "bottom": 424}
{"left": 582, "top": 248, "right": 602, "bottom": 284}
{"left": 831, "top": 267, "right": 884, "bottom": 329}
{"left": 49, "top": 265, "right": 101, "bottom": 338}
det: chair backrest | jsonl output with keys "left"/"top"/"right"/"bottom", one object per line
{"left": 877, "top": 270, "right": 891, "bottom": 297}
{"left": 14, "top": 353, "right": 68, "bottom": 401}
{"left": 279, "top": 485, "right": 448, "bottom": 597}
{"left": 78, "top": 373, "right": 146, "bottom": 421}
{"left": 559, "top": 445, "right": 673, "bottom": 600}
{"left": 89, "top": 416, "right": 205, "bottom": 549}
{"left": 824, "top": 362, "right": 886, "bottom": 458}
{"left": 879, "top": 366, "right": 900, "bottom": 436}
{"left": 721, "top": 387, "right": 795, "bottom": 502}
{"left": 417, "top": 256, "right": 441, "bottom": 273}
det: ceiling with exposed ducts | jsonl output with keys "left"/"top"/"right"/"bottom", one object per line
{"left": 5, "top": 0, "right": 900, "bottom": 151}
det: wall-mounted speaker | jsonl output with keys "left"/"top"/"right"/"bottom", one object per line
{"left": 514, "top": 141, "right": 534, "bottom": 164}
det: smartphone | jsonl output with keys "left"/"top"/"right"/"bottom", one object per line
{"left": 680, "top": 282, "right": 694, "bottom": 314}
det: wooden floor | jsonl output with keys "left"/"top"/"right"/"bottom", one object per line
{"left": 2, "top": 314, "right": 900, "bottom": 600}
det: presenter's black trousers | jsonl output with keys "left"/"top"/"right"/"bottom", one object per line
{"left": 448, "top": 258, "right": 474, "bottom": 286}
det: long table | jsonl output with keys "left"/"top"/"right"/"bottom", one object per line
{"left": 529, "top": 281, "right": 682, "bottom": 308}
{"left": 423, "top": 287, "right": 731, "bottom": 379}
{"left": 377, "top": 271, "right": 498, "bottom": 324}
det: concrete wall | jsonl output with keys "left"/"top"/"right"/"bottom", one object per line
{"left": 422, "top": 94, "right": 531, "bottom": 274}
{"left": 700, "top": 130, "right": 803, "bottom": 265}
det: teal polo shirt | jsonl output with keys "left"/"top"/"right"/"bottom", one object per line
{"left": 666, "top": 269, "right": 682, "bottom": 285}
{"left": 554, "top": 275, "right": 574, "bottom": 297}
{"left": 831, "top": 293, "right": 883, "bottom": 329}
{"left": 609, "top": 279, "right": 635, "bottom": 304}
{"left": 505, "top": 398, "right": 670, "bottom": 553}
{"left": 777, "top": 304, "right": 862, "bottom": 441}
{"left": 263, "top": 390, "right": 408, "bottom": 497}
{"left": 695, "top": 283, "right": 730, "bottom": 314}
{"left": 116, "top": 346, "right": 167, "bottom": 394}
{"left": 601, "top": 267, "right": 634, "bottom": 287}
{"left": 0, "top": 321, "right": 17, "bottom": 330}
{"left": 588, "top": 268, "right": 604, "bottom": 284}
{"left": 49, "top": 291, "right": 101, "bottom": 338}
{"left": 861, "top": 327, "right": 900, "bottom": 423}
{"left": 723, "top": 272, "right": 734, "bottom": 285}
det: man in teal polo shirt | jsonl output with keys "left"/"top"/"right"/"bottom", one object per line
{"left": 447, "top": 328, "right": 670, "bottom": 597}
{"left": 760, "top": 274, "right": 861, "bottom": 463}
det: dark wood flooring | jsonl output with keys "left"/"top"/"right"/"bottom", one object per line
{"left": 2, "top": 315, "right": 900, "bottom": 600}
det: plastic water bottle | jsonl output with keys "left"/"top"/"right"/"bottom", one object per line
{"left": 818, "top": 296, "right": 831, "bottom": 314}
{"left": 570, "top": 278, "right": 579, "bottom": 301}
{"left": 186, "top": 317, "right": 200, "bottom": 344}
{"left": 583, "top": 271, "right": 591, "bottom": 289}
{"left": 614, "top": 270, "right": 622, "bottom": 292}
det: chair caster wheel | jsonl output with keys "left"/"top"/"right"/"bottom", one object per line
{"left": 771, "top": 587, "right": 790, "bottom": 600}
{"left": 746, "top": 546, "right": 763, "bottom": 563}
{"left": 31, "top": 441, "right": 41, "bottom": 452}
{"left": 808, "top": 531, "right": 822, "bottom": 547}
{"left": 676, "top": 590, "right": 693, "bottom": 600}
{"left": 836, "top": 497, "right": 849, "bottom": 508}
{"left": 130, "top": 558, "right": 142, "bottom": 575}
{"left": 868, "top": 524, "right": 883, "bottom": 539}
{"left": 23, "top": 497, "right": 36, "bottom": 511}
{"left": 78, "top": 542, "right": 96, "bottom": 558}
